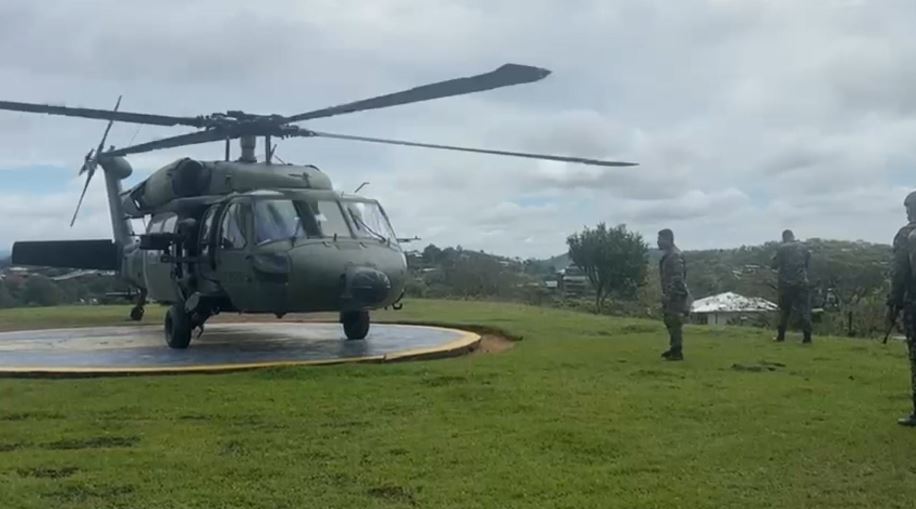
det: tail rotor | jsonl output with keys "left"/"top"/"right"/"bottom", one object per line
{"left": 70, "top": 95, "right": 121, "bottom": 227}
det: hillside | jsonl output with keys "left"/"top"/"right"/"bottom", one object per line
{"left": 537, "top": 238, "right": 890, "bottom": 301}
{"left": 2, "top": 301, "right": 915, "bottom": 508}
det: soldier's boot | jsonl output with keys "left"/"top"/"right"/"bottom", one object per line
{"left": 802, "top": 331, "right": 812, "bottom": 344}
{"left": 663, "top": 349, "right": 683, "bottom": 361}
{"left": 774, "top": 326, "right": 786, "bottom": 342}
{"left": 901, "top": 396, "right": 916, "bottom": 427}
{"left": 898, "top": 414, "right": 916, "bottom": 427}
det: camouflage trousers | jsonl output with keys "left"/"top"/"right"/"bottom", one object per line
{"left": 904, "top": 306, "right": 916, "bottom": 411}
{"left": 663, "top": 313, "right": 683, "bottom": 351}
{"left": 663, "top": 299, "right": 687, "bottom": 351}
{"left": 777, "top": 284, "right": 812, "bottom": 338}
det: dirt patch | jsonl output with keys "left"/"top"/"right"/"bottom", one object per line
{"left": 470, "top": 334, "right": 515, "bottom": 355}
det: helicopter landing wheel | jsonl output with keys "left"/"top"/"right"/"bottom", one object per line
{"left": 164, "top": 303, "right": 192, "bottom": 349}
{"left": 129, "top": 305, "right": 144, "bottom": 321}
{"left": 341, "top": 310, "right": 370, "bottom": 340}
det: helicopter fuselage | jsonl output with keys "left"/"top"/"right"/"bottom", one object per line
{"left": 123, "top": 187, "right": 408, "bottom": 315}
{"left": 114, "top": 158, "right": 408, "bottom": 318}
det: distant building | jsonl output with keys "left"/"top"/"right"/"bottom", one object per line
{"left": 558, "top": 264, "right": 591, "bottom": 298}
{"left": 691, "top": 291, "right": 777, "bottom": 326}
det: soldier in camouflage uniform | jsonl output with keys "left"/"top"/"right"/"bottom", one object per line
{"left": 771, "top": 229, "right": 813, "bottom": 343}
{"left": 658, "top": 229, "right": 690, "bottom": 361}
{"left": 887, "top": 191, "right": 916, "bottom": 427}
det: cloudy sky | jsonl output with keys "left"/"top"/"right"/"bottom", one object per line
{"left": 0, "top": 0, "right": 914, "bottom": 258}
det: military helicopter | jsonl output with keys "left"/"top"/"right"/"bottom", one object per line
{"left": 0, "top": 63, "right": 636, "bottom": 349}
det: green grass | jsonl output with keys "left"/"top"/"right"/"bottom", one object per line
{"left": 1, "top": 300, "right": 915, "bottom": 508}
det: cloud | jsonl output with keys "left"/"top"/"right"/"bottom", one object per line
{"left": 0, "top": 0, "right": 914, "bottom": 259}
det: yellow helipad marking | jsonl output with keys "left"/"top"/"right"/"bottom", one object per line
{"left": 0, "top": 323, "right": 481, "bottom": 378}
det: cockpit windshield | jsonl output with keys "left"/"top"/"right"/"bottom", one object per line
{"left": 254, "top": 200, "right": 302, "bottom": 246}
{"left": 342, "top": 200, "right": 397, "bottom": 243}
{"left": 253, "top": 198, "right": 353, "bottom": 246}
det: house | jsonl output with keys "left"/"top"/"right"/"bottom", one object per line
{"left": 691, "top": 291, "right": 777, "bottom": 326}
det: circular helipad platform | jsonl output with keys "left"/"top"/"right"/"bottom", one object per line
{"left": 0, "top": 323, "right": 480, "bottom": 376}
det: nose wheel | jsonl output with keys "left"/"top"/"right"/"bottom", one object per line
{"left": 341, "top": 310, "right": 370, "bottom": 340}
{"left": 164, "top": 303, "right": 192, "bottom": 349}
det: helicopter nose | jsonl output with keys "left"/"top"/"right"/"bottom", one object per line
{"left": 344, "top": 267, "right": 392, "bottom": 307}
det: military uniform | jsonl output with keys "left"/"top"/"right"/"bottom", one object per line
{"left": 888, "top": 220, "right": 916, "bottom": 424}
{"left": 660, "top": 246, "right": 690, "bottom": 358}
{"left": 771, "top": 240, "right": 813, "bottom": 342}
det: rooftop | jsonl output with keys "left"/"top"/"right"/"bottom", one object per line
{"left": 691, "top": 292, "right": 777, "bottom": 313}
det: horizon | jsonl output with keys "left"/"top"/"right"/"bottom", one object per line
{"left": 1, "top": 1, "right": 914, "bottom": 258}
{"left": 0, "top": 234, "right": 891, "bottom": 264}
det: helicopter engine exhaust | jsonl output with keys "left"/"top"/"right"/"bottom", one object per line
{"left": 122, "top": 158, "right": 211, "bottom": 216}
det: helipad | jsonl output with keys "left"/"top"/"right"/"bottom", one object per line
{"left": 0, "top": 322, "right": 480, "bottom": 376}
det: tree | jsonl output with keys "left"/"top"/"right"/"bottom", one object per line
{"left": 20, "top": 275, "right": 64, "bottom": 306}
{"left": 421, "top": 244, "right": 443, "bottom": 266}
{"left": 0, "top": 282, "right": 15, "bottom": 308}
{"left": 567, "top": 223, "right": 648, "bottom": 311}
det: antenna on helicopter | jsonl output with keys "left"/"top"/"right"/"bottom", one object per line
{"left": 354, "top": 182, "right": 370, "bottom": 194}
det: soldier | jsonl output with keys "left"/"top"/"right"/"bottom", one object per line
{"left": 886, "top": 191, "right": 916, "bottom": 426}
{"left": 658, "top": 229, "right": 690, "bottom": 361}
{"left": 771, "top": 229, "right": 813, "bottom": 343}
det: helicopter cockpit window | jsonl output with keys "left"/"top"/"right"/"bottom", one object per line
{"left": 147, "top": 213, "right": 176, "bottom": 234}
{"left": 199, "top": 206, "right": 217, "bottom": 257}
{"left": 254, "top": 200, "right": 305, "bottom": 246}
{"left": 342, "top": 200, "right": 396, "bottom": 243}
{"left": 308, "top": 201, "right": 351, "bottom": 238}
{"left": 219, "top": 203, "right": 249, "bottom": 250}
{"left": 162, "top": 215, "right": 178, "bottom": 234}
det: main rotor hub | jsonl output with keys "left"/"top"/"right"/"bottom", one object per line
{"left": 239, "top": 136, "right": 257, "bottom": 163}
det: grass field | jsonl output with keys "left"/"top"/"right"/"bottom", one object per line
{"left": 1, "top": 300, "right": 915, "bottom": 508}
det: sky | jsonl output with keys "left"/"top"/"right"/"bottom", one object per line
{"left": 0, "top": 0, "right": 914, "bottom": 259}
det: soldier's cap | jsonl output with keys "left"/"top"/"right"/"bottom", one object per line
{"left": 658, "top": 229, "right": 674, "bottom": 241}
{"left": 906, "top": 191, "right": 916, "bottom": 208}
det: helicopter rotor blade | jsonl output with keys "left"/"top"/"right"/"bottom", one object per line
{"left": 71, "top": 95, "right": 124, "bottom": 227}
{"left": 285, "top": 63, "right": 551, "bottom": 123}
{"left": 298, "top": 130, "right": 638, "bottom": 167}
{"left": 104, "top": 129, "right": 227, "bottom": 157}
{"left": 94, "top": 95, "right": 122, "bottom": 156}
{"left": 70, "top": 172, "right": 94, "bottom": 227}
{"left": 0, "top": 99, "right": 205, "bottom": 128}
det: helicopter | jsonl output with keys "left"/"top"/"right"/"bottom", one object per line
{"left": 0, "top": 63, "right": 636, "bottom": 349}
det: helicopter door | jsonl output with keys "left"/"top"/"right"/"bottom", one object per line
{"left": 213, "top": 200, "right": 259, "bottom": 311}
{"left": 143, "top": 213, "right": 179, "bottom": 303}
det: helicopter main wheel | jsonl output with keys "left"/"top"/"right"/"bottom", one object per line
{"left": 341, "top": 310, "right": 370, "bottom": 340}
{"left": 164, "top": 303, "right": 192, "bottom": 349}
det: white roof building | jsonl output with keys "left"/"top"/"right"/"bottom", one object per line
{"left": 691, "top": 292, "right": 777, "bottom": 326}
